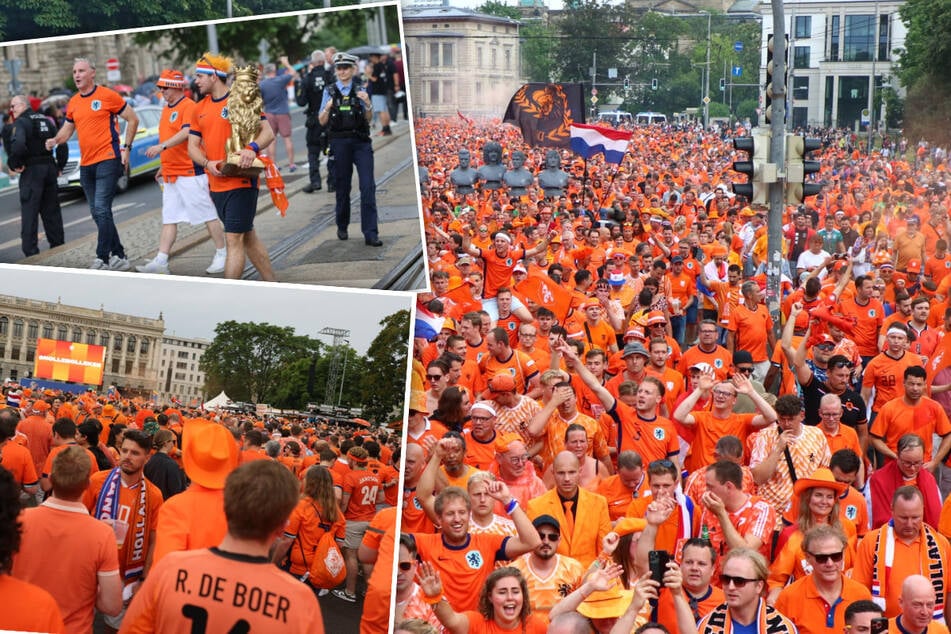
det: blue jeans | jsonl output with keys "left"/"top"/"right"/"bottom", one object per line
{"left": 79, "top": 158, "right": 125, "bottom": 261}
{"left": 330, "top": 137, "right": 378, "bottom": 240}
{"left": 670, "top": 315, "right": 686, "bottom": 346}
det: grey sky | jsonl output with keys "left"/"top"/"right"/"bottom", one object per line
{"left": 1, "top": 265, "right": 412, "bottom": 354}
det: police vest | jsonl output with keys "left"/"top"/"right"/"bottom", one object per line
{"left": 327, "top": 84, "right": 370, "bottom": 141}
{"left": 8, "top": 110, "right": 56, "bottom": 170}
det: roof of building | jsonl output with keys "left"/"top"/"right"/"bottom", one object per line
{"left": 402, "top": 5, "right": 521, "bottom": 25}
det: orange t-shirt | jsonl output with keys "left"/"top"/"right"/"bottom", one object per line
{"left": 84, "top": 470, "right": 164, "bottom": 579}
{"left": 683, "top": 411, "right": 758, "bottom": 475}
{"left": 42, "top": 443, "right": 99, "bottom": 479}
{"left": 727, "top": 303, "right": 773, "bottom": 362}
{"left": 479, "top": 349, "right": 539, "bottom": 395}
{"left": 607, "top": 401, "right": 679, "bottom": 465}
{"left": 360, "top": 507, "right": 398, "bottom": 634}
{"left": 0, "top": 574, "right": 65, "bottom": 634}
{"left": 159, "top": 96, "right": 199, "bottom": 179}
{"left": 656, "top": 582, "right": 723, "bottom": 626}
{"left": 774, "top": 574, "right": 871, "bottom": 634}
{"left": 342, "top": 469, "right": 383, "bottom": 521}
{"left": 870, "top": 396, "right": 951, "bottom": 459}
{"left": 862, "top": 351, "right": 926, "bottom": 413}
{"left": 12, "top": 499, "right": 120, "bottom": 634}
{"left": 464, "top": 612, "right": 548, "bottom": 634}
{"left": 479, "top": 245, "right": 527, "bottom": 299}
{"left": 414, "top": 532, "right": 508, "bottom": 611}
{"left": 284, "top": 498, "right": 346, "bottom": 578}
{"left": 120, "top": 547, "right": 323, "bottom": 633}
{"left": 188, "top": 91, "right": 260, "bottom": 192}
{"left": 65, "top": 85, "right": 126, "bottom": 166}
{"left": 153, "top": 483, "right": 229, "bottom": 565}
{"left": 838, "top": 297, "right": 885, "bottom": 357}
{"left": 679, "top": 344, "right": 732, "bottom": 381}
{"left": 1, "top": 440, "right": 38, "bottom": 486}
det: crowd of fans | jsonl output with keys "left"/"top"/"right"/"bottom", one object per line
{"left": 0, "top": 385, "right": 399, "bottom": 633}
{"left": 405, "top": 116, "right": 951, "bottom": 634}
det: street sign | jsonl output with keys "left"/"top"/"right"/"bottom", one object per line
{"left": 732, "top": 65, "right": 742, "bottom": 77}
{"left": 591, "top": 96, "right": 598, "bottom": 104}
{"left": 607, "top": 68, "right": 617, "bottom": 79}
{"left": 702, "top": 96, "right": 711, "bottom": 105}
{"left": 107, "top": 70, "right": 121, "bottom": 82}
{"left": 106, "top": 58, "right": 119, "bottom": 71}
{"left": 106, "top": 58, "right": 120, "bottom": 82}
{"left": 734, "top": 41, "right": 744, "bottom": 52}
{"left": 591, "top": 88, "right": 598, "bottom": 96}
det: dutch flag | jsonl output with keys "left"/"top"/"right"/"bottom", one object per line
{"left": 414, "top": 304, "right": 445, "bottom": 342}
{"left": 570, "top": 123, "right": 633, "bottom": 164}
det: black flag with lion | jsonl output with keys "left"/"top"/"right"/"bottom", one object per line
{"left": 502, "top": 83, "right": 585, "bottom": 148}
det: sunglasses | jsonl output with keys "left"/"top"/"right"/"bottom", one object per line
{"left": 398, "top": 561, "right": 413, "bottom": 571}
{"left": 830, "top": 361, "right": 853, "bottom": 369}
{"left": 650, "top": 459, "right": 675, "bottom": 469}
{"left": 426, "top": 374, "right": 443, "bottom": 381}
{"left": 719, "top": 574, "right": 760, "bottom": 588}
{"left": 538, "top": 532, "right": 560, "bottom": 541}
{"left": 814, "top": 343, "right": 835, "bottom": 351}
{"left": 735, "top": 367, "right": 754, "bottom": 374}
{"left": 712, "top": 389, "right": 737, "bottom": 398}
{"left": 807, "top": 550, "right": 844, "bottom": 564}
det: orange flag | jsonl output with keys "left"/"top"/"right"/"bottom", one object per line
{"left": 515, "top": 273, "right": 573, "bottom": 324}
{"left": 259, "top": 155, "right": 289, "bottom": 216}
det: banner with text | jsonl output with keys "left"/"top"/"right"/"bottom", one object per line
{"left": 33, "top": 338, "right": 106, "bottom": 386}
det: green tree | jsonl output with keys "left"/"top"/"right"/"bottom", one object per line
{"left": 521, "top": 21, "right": 556, "bottom": 82}
{"left": 200, "top": 321, "right": 320, "bottom": 404}
{"left": 550, "top": 0, "right": 636, "bottom": 83}
{"left": 358, "top": 310, "right": 409, "bottom": 425}
{"left": 477, "top": 1, "right": 521, "bottom": 20}
{"left": 896, "top": 0, "right": 951, "bottom": 144}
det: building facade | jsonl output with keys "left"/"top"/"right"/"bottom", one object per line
{"left": 403, "top": 5, "right": 522, "bottom": 117}
{"left": 158, "top": 335, "right": 210, "bottom": 406}
{"left": 0, "top": 295, "right": 164, "bottom": 392}
{"left": 758, "top": 0, "right": 906, "bottom": 130}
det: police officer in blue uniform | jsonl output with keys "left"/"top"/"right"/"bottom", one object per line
{"left": 295, "top": 49, "right": 336, "bottom": 193}
{"left": 7, "top": 95, "right": 67, "bottom": 257}
{"left": 317, "top": 52, "right": 382, "bottom": 247}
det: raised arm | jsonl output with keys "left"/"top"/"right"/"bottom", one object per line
{"left": 556, "top": 340, "right": 616, "bottom": 411}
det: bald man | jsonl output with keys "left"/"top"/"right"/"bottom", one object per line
{"left": 891, "top": 574, "right": 949, "bottom": 633}
{"left": 527, "top": 451, "right": 612, "bottom": 567}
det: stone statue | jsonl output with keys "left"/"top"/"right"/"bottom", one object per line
{"left": 476, "top": 141, "right": 505, "bottom": 190}
{"left": 223, "top": 64, "right": 265, "bottom": 177}
{"left": 449, "top": 148, "right": 477, "bottom": 195}
{"left": 503, "top": 150, "right": 533, "bottom": 197}
{"left": 538, "top": 149, "right": 569, "bottom": 199}
{"left": 418, "top": 165, "right": 430, "bottom": 188}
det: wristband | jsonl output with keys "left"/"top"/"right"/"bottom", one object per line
{"left": 422, "top": 594, "right": 445, "bottom": 606}
{"left": 247, "top": 141, "right": 260, "bottom": 154}
{"left": 160, "top": 143, "right": 167, "bottom": 152}
{"left": 504, "top": 498, "right": 518, "bottom": 515}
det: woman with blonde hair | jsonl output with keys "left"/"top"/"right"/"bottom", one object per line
{"left": 766, "top": 468, "right": 856, "bottom": 604}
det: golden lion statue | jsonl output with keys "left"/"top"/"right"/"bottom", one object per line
{"left": 223, "top": 64, "right": 264, "bottom": 175}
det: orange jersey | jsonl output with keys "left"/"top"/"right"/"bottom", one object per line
{"left": 596, "top": 473, "right": 650, "bottom": 521}
{"left": 65, "top": 86, "right": 126, "bottom": 166}
{"left": 42, "top": 443, "right": 98, "bottom": 479}
{"left": 862, "top": 351, "right": 926, "bottom": 412}
{"left": 0, "top": 575, "right": 65, "bottom": 634}
{"left": 159, "top": 96, "right": 199, "bottom": 179}
{"left": 1, "top": 440, "right": 38, "bottom": 486}
{"left": 120, "top": 547, "right": 323, "bottom": 633}
{"left": 693, "top": 495, "right": 777, "bottom": 566}
{"left": 414, "top": 531, "right": 509, "bottom": 611}
{"left": 870, "top": 396, "right": 951, "bottom": 460}
{"left": 342, "top": 469, "right": 383, "bottom": 521}
{"left": 774, "top": 574, "right": 870, "bottom": 634}
{"left": 153, "top": 483, "right": 228, "bottom": 565}
{"left": 360, "top": 507, "right": 398, "bottom": 634}
{"left": 478, "top": 350, "right": 539, "bottom": 395}
{"left": 464, "top": 612, "right": 548, "bottom": 634}
{"left": 509, "top": 553, "right": 585, "bottom": 615}
{"left": 606, "top": 401, "right": 679, "bottom": 465}
{"left": 188, "top": 91, "right": 260, "bottom": 192}
{"left": 838, "top": 297, "right": 885, "bottom": 357}
{"left": 284, "top": 498, "right": 346, "bottom": 578}
{"left": 679, "top": 344, "right": 732, "bottom": 381}
{"left": 683, "top": 411, "right": 758, "bottom": 475}
{"left": 727, "top": 303, "right": 773, "bottom": 362}
{"left": 478, "top": 245, "right": 527, "bottom": 299}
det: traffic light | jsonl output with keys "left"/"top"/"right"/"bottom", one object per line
{"left": 719, "top": 78, "right": 726, "bottom": 91}
{"left": 731, "top": 128, "right": 771, "bottom": 205}
{"left": 785, "top": 134, "right": 823, "bottom": 204}
{"left": 624, "top": 76, "right": 630, "bottom": 89}
{"left": 651, "top": 78, "right": 658, "bottom": 91}
{"left": 764, "top": 34, "right": 789, "bottom": 124}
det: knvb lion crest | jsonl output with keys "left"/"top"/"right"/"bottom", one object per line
{"left": 503, "top": 83, "right": 583, "bottom": 148}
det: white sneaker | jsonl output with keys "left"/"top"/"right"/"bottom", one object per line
{"left": 90, "top": 258, "right": 108, "bottom": 270}
{"left": 108, "top": 255, "right": 131, "bottom": 272}
{"left": 135, "top": 258, "right": 170, "bottom": 274}
{"left": 206, "top": 251, "right": 226, "bottom": 274}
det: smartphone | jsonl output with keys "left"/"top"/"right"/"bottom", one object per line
{"left": 869, "top": 617, "right": 889, "bottom": 634}
{"left": 648, "top": 550, "right": 671, "bottom": 585}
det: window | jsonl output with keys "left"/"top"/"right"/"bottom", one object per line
{"left": 795, "top": 16, "right": 811, "bottom": 39}
{"left": 27, "top": 322, "right": 37, "bottom": 340}
{"left": 127, "top": 336, "right": 136, "bottom": 354}
{"left": 442, "top": 81, "right": 454, "bottom": 104}
{"left": 178, "top": 351, "right": 189, "bottom": 359}
{"left": 9, "top": 369, "right": 16, "bottom": 381}
{"left": 58, "top": 326, "right": 67, "bottom": 340}
{"left": 491, "top": 49, "right": 497, "bottom": 68}
{"left": 843, "top": 15, "right": 875, "bottom": 62}
{"left": 429, "top": 81, "right": 439, "bottom": 103}
{"left": 42, "top": 324, "right": 52, "bottom": 338}
{"left": 504, "top": 47, "right": 511, "bottom": 70}
{"left": 86, "top": 331, "right": 96, "bottom": 344}
{"left": 113, "top": 335, "right": 123, "bottom": 351}
{"left": 140, "top": 339, "right": 149, "bottom": 354}
{"left": 878, "top": 14, "right": 890, "bottom": 61}
{"left": 112, "top": 358, "right": 120, "bottom": 373}
{"left": 72, "top": 327, "right": 82, "bottom": 343}
{"left": 430, "top": 43, "right": 440, "bottom": 66}
{"left": 830, "top": 15, "right": 840, "bottom": 61}
{"left": 13, "top": 321, "right": 23, "bottom": 338}
{"left": 0, "top": 317, "right": 8, "bottom": 335}
{"left": 793, "top": 76, "right": 810, "bottom": 100}
{"left": 100, "top": 332, "right": 110, "bottom": 346}
{"left": 26, "top": 348, "right": 34, "bottom": 363}
{"left": 125, "top": 360, "right": 133, "bottom": 374}
{"left": 442, "top": 43, "right": 453, "bottom": 66}
{"left": 10, "top": 346, "right": 19, "bottom": 360}
{"left": 794, "top": 46, "right": 810, "bottom": 69}
{"left": 477, "top": 47, "right": 483, "bottom": 66}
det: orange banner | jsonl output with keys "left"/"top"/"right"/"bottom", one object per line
{"left": 33, "top": 338, "right": 106, "bottom": 386}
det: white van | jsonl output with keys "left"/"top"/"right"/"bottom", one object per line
{"left": 636, "top": 111, "right": 668, "bottom": 125}
{"left": 598, "top": 111, "right": 633, "bottom": 126}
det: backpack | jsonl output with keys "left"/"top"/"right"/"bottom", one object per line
{"left": 297, "top": 503, "right": 346, "bottom": 588}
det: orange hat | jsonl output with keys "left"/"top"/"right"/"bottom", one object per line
{"left": 32, "top": 400, "right": 50, "bottom": 412}
{"left": 646, "top": 310, "right": 666, "bottom": 326}
{"left": 101, "top": 404, "right": 117, "bottom": 418}
{"left": 712, "top": 245, "right": 728, "bottom": 257}
{"left": 156, "top": 69, "right": 187, "bottom": 89}
{"left": 182, "top": 419, "right": 239, "bottom": 490}
{"left": 623, "top": 326, "right": 645, "bottom": 341}
{"left": 783, "top": 467, "right": 848, "bottom": 522}
{"left": 408, "top": 390, "right": 429, "bottom": 415}
{"left": 441, "top": 317, "right": 457, "bottom": 333}
{"left": 494, "top": 431, "right": 524, "bottom": 453}
{"left": 906, "top": 259, "right": 922, "bottom": 274}
{"left": 488, "top": 373, "right": 516, "bottom": 393}
{"left": 581, "top": 299, "right": 601, "bottom": 310}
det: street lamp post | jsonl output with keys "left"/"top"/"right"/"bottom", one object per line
{"left": 703, "top": 11, "right": 711, "bottom": 129}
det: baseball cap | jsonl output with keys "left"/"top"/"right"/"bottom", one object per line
{"left": 488, "top": 374, "right": 516, "bottom": 392}
{"left": 532, "top": 514, "right": 561, "bottom": 531}
{"left": 906, "top": 259, "right": 922, "bottom": 273}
